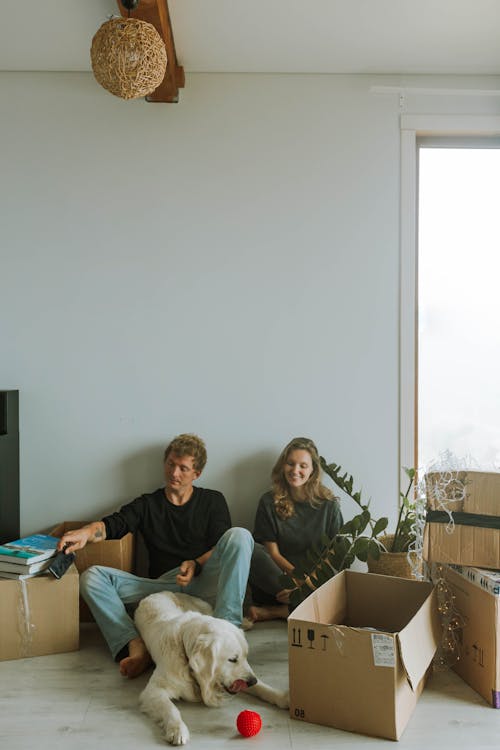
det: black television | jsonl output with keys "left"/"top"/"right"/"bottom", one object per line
{"left": 0, "top": 390, "right": 20, "bottom": 544}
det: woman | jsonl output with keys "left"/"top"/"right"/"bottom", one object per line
{"left": 248, "top": 437, "right": 343, "bottom": 622}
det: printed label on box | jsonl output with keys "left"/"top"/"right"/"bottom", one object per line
{"left": 371, "top": 633, "right": 395, "bottom": 667}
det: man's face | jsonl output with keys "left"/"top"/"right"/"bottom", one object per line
{"left": 164, "top": 452, "right": 200, "bottom": 492}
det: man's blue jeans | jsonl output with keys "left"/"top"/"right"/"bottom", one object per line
{"left": 80, "top": 527, "right": 253, "bottom": 660}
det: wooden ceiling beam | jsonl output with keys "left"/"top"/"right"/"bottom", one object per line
{"left": 117, "top": 0, "right": 184, "bottom": 103}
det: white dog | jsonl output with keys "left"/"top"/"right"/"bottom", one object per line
{"left": 135, "top": 591, "right": 289, "bottom": 745}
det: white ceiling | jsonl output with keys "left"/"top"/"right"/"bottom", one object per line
{"left": 1, "top": 0, "right": 500, "bottom": 75}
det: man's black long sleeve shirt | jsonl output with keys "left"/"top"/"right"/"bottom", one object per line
{"left": 102, "top": 486, "right": 231, "bottom": 578}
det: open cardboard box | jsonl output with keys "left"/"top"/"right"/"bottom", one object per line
{"left": 0, "top": 564, "right": 79, "bottom": 662}
{"left": 424, "top": 471, "right": 500, "bottom": 568}
{"left": 288, "top": 570, "right": 440, "bottom": 740}
{"left": 439, "top": 564, "right": 500, "bottom": 708}
{"left": 51, "top": 521, "right": 135, "bottom": 621}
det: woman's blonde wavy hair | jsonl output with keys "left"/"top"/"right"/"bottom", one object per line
{"left": 271, "top": 437, "right": 334, "bottom": 520}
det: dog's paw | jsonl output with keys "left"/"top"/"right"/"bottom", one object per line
{"left": 273, "top": 689, "right": 290, "bottom": 710}
{"left": 164, "top": 719, "right": 190, "bottom": 746}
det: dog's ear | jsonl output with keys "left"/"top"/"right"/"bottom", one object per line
{"left": 186, "top": 633, "right": 221, "bottom": 706}
{"left": 182, "top": 625, "right": 203, "bottom": 661}
{"left": 187, "top": 633, "right": 218, "bottom": 674}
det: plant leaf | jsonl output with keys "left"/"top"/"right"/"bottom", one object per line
{"left": 372, "top": 517, "right": 389, "bottom": 535}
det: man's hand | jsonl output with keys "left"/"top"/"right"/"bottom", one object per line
{"left": 176, "top": 559, "right": 197, "bottom": 587}
{"left": 57, "top": 522, "right": 105, "bottom": 553}
{"left": 276, "top": 588, "right": 293, "bottom": 604}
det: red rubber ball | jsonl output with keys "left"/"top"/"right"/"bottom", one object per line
{"left": 236, "top": 710, "right": 262, "bottom": 737}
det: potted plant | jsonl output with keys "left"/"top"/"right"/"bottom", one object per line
{"left": 280, "top": 461, "right": 419, "bottom": 608}
{"left": 366, "top": 467, "right": 422, "bottom": 579}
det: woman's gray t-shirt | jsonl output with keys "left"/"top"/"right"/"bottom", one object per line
{"left": 253, "top": 490, "right": 343, "bottom": 568}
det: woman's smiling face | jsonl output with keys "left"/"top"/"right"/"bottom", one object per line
{"left": 283, "top": 449, "right": 314, "bottom": 491}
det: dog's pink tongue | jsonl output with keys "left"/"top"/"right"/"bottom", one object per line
{"left": 230, "top": 679, "right": 249, "bottom": 693}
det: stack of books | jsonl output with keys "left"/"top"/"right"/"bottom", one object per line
{"left": 0, "top": 534, "right": 60, "bottom": 579}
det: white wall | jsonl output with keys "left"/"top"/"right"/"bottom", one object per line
{"left": 1, "top": 72, "right": 498, "bottom": 535}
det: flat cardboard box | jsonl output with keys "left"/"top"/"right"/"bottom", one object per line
{"left": 426, "top": 470, "right": 500, "bottom": 515}
{"left": 424, "top": 524, "right": 500, "bottom": 568}
{"left": 440, "top": 565, "right": 500, "bottom": 708}
{"left": 288, "top": 571, "right": 440, "bottom": 741}
{"left": 0, "top": 564, "right": 79, "bottom": 661}
{"left": 424, "top": 471, "right": 500, "bottom": 568}
{"left": 51, "top": 521, "right": 135, "bottom": 621}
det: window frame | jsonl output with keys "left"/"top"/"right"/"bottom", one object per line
{"left": 399, "top": 115, "right": 500, "bottom": 475}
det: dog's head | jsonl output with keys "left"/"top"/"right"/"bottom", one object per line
{"left": 183, "top": 620, "right": 257, "bottom": 707}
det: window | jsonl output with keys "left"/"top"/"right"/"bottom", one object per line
{"left": 399, "top": 116, "right": 500, "bottom": 477}
{"left": 417, "top": 142, "right": 500, "bottom": 469}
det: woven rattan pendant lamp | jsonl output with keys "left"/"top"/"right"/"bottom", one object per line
{"left": 91, "top": 0, "right": 167, "bottom": 100}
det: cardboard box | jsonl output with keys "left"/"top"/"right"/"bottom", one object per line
{"left": 424, "top": 470, "right": 500, "bottom": 568}
{"left": 426, "top": 470, "right": 500, "bottom": 515}
{"left": 0, "top": 564, "right": 79, "bottom": 661}
{"left": 288, "top": 571, "right": 440, "bottom": 741}
{"left": 51, "top": 521, "right": 135, "bottom": 621}
{"left": 440, "top": 565, "right": 500, "bottom": 708}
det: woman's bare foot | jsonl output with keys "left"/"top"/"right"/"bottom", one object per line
{"left": 119, "top": 637, "right": 152, "bottom": 678}
{"left": 248, "top": 604, "right": 288, "bottom": 622}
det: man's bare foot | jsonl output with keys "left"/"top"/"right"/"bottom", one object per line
{"left": 119, "top": 637, "right": 152, "bottom": 678}
{"left": 248, "top": 604, "right": 288, "bottom": 622}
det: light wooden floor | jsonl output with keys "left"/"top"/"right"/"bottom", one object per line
{"left": 0, "top": 620, "right": 497, "bottom": 749}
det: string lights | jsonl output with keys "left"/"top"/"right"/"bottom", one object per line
{"left": 431, "top": 563, "right": 466, "bottom": 667}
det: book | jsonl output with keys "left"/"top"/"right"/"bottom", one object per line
{"left": 0, "top": 569, "right": 50, "bottom": 580}
{"left": 0, "top": 534, "right": 59, "bottom": 565}
{"left": 0, "top": 558, "right": 52, "bottom": 575}
{"left": 450, "top": 564, "right": 500, "bottom": 596}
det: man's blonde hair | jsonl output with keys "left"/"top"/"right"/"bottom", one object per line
{"left": 164, "top": 433, "right": 207, "bottom": 472}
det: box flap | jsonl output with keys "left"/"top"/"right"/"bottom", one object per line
{"left": 345, "top": 570, "right": 435, "bottom": 632}
{"left": 396, "top": 589, "right": 440, "bottom": 690}
{"left": 290, "top": 570, "right": 348, "bottom": 625}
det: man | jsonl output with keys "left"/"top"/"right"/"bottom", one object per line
{"left": 58, "top": 434, "right": 253, "bottom": 678}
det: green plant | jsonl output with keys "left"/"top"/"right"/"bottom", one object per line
{"left": 280, "top": 458, "right": 389, "bottom": 608}
{"left": 386, "top": 467, "right": 417, "bottom": 552}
